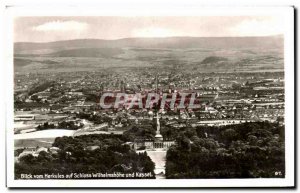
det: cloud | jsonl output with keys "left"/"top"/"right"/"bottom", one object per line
{"left": 230, "top": 17, "right": 284, "bottom": 36}
{"left": 33, "top": 20, "right": 89, "bottom": 32}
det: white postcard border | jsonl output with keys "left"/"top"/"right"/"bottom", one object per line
{"left": 4, "top": 6, "right": 294, "bottom": 188}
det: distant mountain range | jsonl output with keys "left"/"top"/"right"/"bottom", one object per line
{"left": 14, "top": 36, "right": 283, "bottom": 56}
{"left": 14, "top": 36, "right": 284, "bottom": 73}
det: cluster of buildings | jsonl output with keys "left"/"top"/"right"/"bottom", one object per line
{"left": 14, "top": 70, "right": 285, "bottom": 152}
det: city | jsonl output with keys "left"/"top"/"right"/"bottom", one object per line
{"left": 12, "top": 16, "right": 286, "bottom": 180}
{"left": 14, "top": 67, "right": 285, "bottom": 178}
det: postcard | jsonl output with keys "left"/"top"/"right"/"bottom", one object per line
{"left": 5, "top": 5, "right": 295, "bottom": 188}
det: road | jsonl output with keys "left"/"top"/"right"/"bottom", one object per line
{"left": 146, "top": 150, "right": 167, "bottom": 179}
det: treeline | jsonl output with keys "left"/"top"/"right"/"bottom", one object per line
{"left": 166, "top": 121, "right": 285, "bottom": 178}
{"left": 28, "top": 81, "right": 55, "bottom": 95}
{"left": 76, "top": 112, "right": 113, "bottom": 125}
{"left": 123, "top": 124, "right": 156, "bottom": 141}
{"left": 15, "top": 134, "right": 155, "bottom": 179}
{"left": 36, "top": 121, "right": 84, "bottom": 131}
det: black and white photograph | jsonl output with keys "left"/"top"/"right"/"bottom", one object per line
{"left": 4, "top": 5, "right": 295, "bottom": 188}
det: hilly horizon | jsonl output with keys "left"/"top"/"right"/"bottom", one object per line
{"left": 15, "top": 35, "right": 283, "bottom": 43}
{"left": 14, "top": 36, "right": 283, "bottom": 55}
{"left": 14, "top": 36, "right": 284, "bottom": 73}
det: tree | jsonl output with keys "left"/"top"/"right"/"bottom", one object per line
{"left": 19, "top": 154, "right": 35, "bottom": 164}
{"left": 222, "top": 128, "right": 237, "bottom": 145}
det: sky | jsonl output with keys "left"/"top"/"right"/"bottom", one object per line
{"left": 14, "top": 16, "right": 284, "bottom": 42}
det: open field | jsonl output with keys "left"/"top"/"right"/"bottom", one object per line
{"left": 14, "top": 129, "right": 75, "bottom": 140}
{"left": 14, "top": 138, "right": 54, "bottom": 149}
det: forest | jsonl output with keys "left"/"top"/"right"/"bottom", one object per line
{"left": 15, "top": 134, "right": 155, "bottom": 179}
{"left": 165, "top": 121, "right": 285, "bottom": 178}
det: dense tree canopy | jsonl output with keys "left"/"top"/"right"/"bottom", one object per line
{"left": 166, "top": 121, "right": 285, "bottom": 178}
{"left": 15, "top": 134, "right": 155, "bottom": 179}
